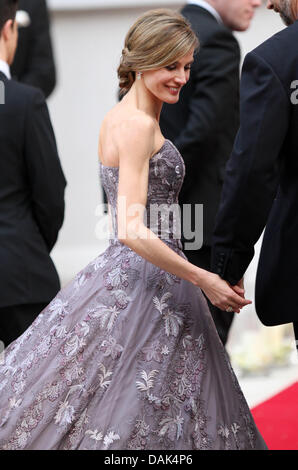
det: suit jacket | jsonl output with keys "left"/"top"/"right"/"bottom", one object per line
{"left": 212, "top": 21, "right": 298, "bottom": 326}
{"left": 160, "top": 4, "right": 240, "bottom": 247}
{"left": 0, "top": 71, "right": 66, "bottom": 308}
{"left": 11, "top": 0, "right": 56, "bottom": 98}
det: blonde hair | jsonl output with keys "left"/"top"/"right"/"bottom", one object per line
{"left": 118, "top": 9, "right": 199, "bottom": 94}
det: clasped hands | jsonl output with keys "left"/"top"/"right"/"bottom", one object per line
{"left": 201, "top": 274, "right": 251, "bottom": 314}
{"left": 229, "top": 278, "right": 249, "bottom": 313}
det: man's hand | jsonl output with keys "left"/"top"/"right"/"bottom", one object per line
{"left": 231, "top": 278, "right": 245, "bottom": 298}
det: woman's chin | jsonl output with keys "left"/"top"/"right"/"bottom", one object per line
{"left": 163, "top": 94, "right": 180, "bottom": 105}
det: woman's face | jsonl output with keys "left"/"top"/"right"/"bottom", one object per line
{"left": 141, "top": 49, "right": 194, "bottom": 104}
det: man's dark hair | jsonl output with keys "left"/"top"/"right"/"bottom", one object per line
{"left": 0, "top": 0, "right": 18, "bottom": 34}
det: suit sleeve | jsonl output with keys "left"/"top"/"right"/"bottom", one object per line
{"left": 20, "top": 0, "right": 56, "bottom": 98}
{"left": 174, "top": 29, "right": 240, "bottom": 160}
{"left": 211, "top": 51, "right": 290, "bottom": 284}
{"left": 24, "top": 89, "right": 67, "bottom": 252}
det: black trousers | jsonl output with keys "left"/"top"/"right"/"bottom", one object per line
{"left": 183, "top": 244, "right": 234, "bottom": 346}
{"left": 0, "top": 302, "right": 48, "bottom": 349}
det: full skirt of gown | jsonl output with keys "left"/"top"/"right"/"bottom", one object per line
{"left": 0, "top": 140, "right": 267, "bottom": 450}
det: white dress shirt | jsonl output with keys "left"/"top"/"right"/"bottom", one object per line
{"left": 187, "top": 0, "right": 223, "bottom": 24}
{"left": 0, "top": 59, "right": 11, "bottom": 79}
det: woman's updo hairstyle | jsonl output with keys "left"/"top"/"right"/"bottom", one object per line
{"left": 118, "top": 9, "right": 199, "bottom": 94}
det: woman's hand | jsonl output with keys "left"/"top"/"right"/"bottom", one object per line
{"left": 200, "top": 272, "right": 252, "bottom": 314}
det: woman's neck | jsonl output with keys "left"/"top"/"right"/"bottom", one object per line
{"left": 125, "top": 82, "right": 163, "bottom": 122}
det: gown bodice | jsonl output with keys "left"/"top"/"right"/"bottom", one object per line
{"left": 99, "top": 139, "right": 185, "bottom": 249}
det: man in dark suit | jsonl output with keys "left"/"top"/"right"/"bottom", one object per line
{"left": 160, "top": 0, "right": 261, "bottom": 345}
{"left": 0, "top": 0, "right": 66, "bottom": 347}
{"left": 212, "top": 0, "right": 298, "bottom": 351}
{"left": 11, "top": 0, "right": 56, "bottom": 98}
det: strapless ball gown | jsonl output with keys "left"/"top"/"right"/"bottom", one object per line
{"left": 0, "top": 139, "right": 267, "bottom": 450}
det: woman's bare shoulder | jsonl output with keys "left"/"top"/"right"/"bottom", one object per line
{"left": 115, "top": 111, "right": 156, "bottom": 156}
{"left": 99, "top": 104, "right": 157, "bottom": 164}
{"left": 121, "top": 110, "right": 155, "bottom": 132}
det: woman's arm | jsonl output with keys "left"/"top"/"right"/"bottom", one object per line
{"left": 116, "top": 115, "right": 250, "bottom": 312}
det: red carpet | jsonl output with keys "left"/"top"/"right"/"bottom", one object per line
{"left": 251, "top": 381, "right": 298, "bottom": 450}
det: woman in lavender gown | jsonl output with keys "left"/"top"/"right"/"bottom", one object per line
{"left": 0, "top": 9, "right": 267, "bottom": 450}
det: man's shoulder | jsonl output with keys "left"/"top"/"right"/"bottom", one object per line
{"left": 4, "top": 79, "right": 45, "bottom": 111}
{"left": 252, "top": 21, "right": 298, "bottom": 64}
{"left": 181, "top": 4, "right": 236, "bottom": 42}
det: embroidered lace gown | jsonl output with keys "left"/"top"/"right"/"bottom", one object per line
{"left": 0, "top": 139, "right": 267, "bottom": 450}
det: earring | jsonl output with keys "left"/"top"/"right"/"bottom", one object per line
{"left": 136, "top": 72, "right": 142, "bottom": 80}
